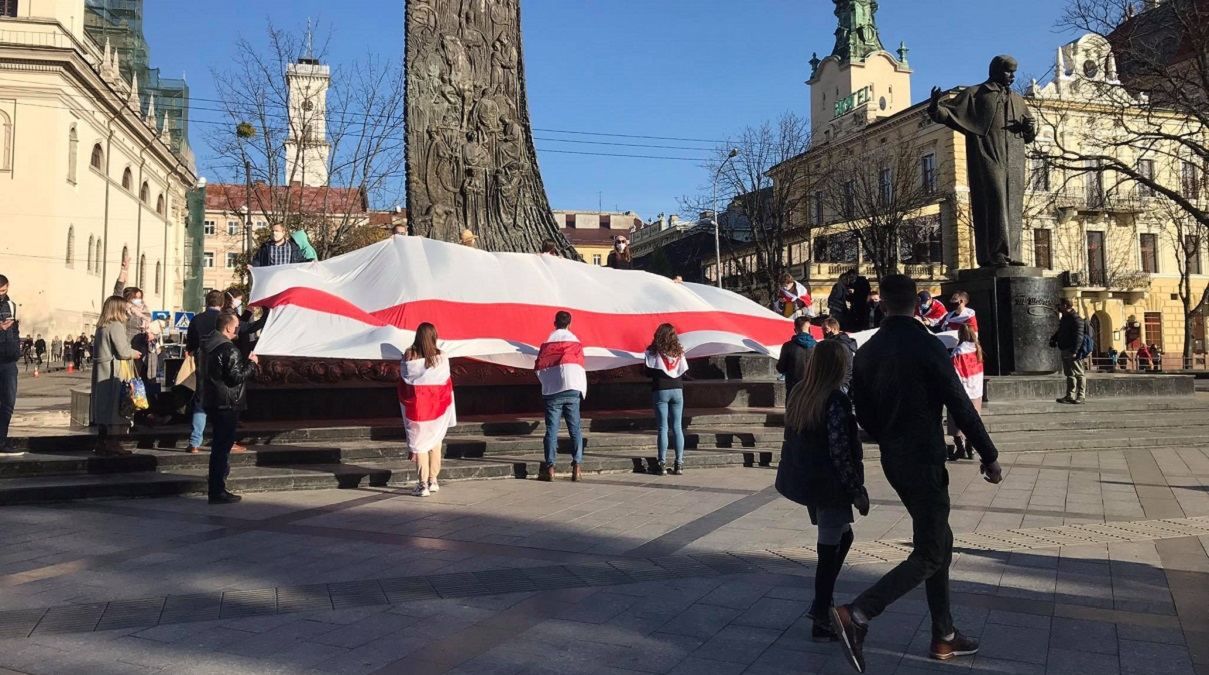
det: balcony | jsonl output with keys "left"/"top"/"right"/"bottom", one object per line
{"left": 1052, "top": 189, "right": 1145, "bottom": 215}
{"left": 0, "top": 20, "right": 103, "bottom": 61}
{"left": 787, "top": 262, "right": 949, "bottom": 282}
{"left": 1062, "top": 269, "right": 1151, "bottom": 301}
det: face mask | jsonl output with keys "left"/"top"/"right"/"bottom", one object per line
{"left": 272, "top": 231, "right": 286, "bottom": 242}
{"left": 615, "top": 242, "right": 627, "bottom": 251}
{"left": 132, "top": 298, "right": 144, "bottom": 307}
{"left": 232, "top": 299, "right": 243, "bottom": 310}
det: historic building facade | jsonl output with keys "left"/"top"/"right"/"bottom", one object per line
{"left": 0, "top": 0, "right": 197, "bottom": 337}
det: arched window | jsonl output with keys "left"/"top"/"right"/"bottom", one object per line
{"left": 95, "top": 238, "right": 103, "bottom": 275}
{"left": 67, "top": 125, "right": 78, "bottom": 183}
{"left": 154, "top": 260, "right": 162, "bottom": 294}
{"left": 87, "top": 235, "right": 95, "bottom": 272}
{"left": 140, "top": 182, "right": 149, "bottom": 203}
{"left": 156, "top": 194, "right": 164, "bottom": 215}
{"left": 122, "top": 167, "right": 132, "bottom": 190}
{"left": 90, "top": 143, "right": 103, "bottom": 170}
{"left": 0, "top": 109, "right": 12, "bottom": 172}
{"left": 65, "top": 225, "right": 74, "bottom": 268}
{"left": 138, "top": 254, "right": 146, "bottom": 289}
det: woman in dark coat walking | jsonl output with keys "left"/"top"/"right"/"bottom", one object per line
{"left": 775, "top": 340, "right": 869, "bottom": 642}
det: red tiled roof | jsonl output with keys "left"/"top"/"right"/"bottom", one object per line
{"left": 205, "top": 183, "right": 368, "bottom": 215}
{"left": 368, "top": 210, "right": 408, "bottom": 226}
{"left": 562, "top": 228, "right": 627, "bottom": 246}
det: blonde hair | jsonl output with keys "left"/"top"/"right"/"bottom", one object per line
{"left": 96, "top": 296, "right": 130, "bottom": 328}
{"left": 785, "top": 340, "right": 849, "bottom": 432}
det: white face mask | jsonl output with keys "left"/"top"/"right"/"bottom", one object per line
{"left": 615, "top": 242, "right": 627, "bottom": 252}
{"left": 272, "top": 230, "right": 286, "bottom": 242}
{"left": 131, "top": 298, "right": 143, "bottom": 307}
{"left": 232, "top": 299, "right": 243, "bottom": 310}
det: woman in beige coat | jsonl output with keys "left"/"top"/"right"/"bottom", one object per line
{"left": 90, "top": 296, "right": 141, "bottom": 455}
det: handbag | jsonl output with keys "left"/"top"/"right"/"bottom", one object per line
{"left": 115, "top": 359, "right": 150, "bottom": 414}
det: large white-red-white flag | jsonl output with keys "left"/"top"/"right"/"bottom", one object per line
{"left": 398, "top": 355, "right": 456, "bottom": 453}
{"left": 535, "top": 329, "right": 588, "bottom": 397}
{"left": 248, "top": 236, "right": 792, "bottom": 369}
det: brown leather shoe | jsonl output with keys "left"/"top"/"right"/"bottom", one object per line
{"left": 571, "top": 463, "right": 582, "bottom": 482}
{"left": 231, "top": 443, "right": 249, "bottom": 454}
{"left": 930, "top": 631, "right": 979, "bottom": 661}
{"left": 538, "top": 463, "right": 554, "bottom": 482}
{"left": 830, "top": 605, "right": 867, "bottom": 673}
{"left": 186, "top": 446, "right": 201, "bottom": 454}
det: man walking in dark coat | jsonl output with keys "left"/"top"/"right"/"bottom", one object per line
{"left": 830, "top": 275, "right": 1003, "bottom": 672}
{"left": 203, "top": 314, "right": 258, "bottom": 504}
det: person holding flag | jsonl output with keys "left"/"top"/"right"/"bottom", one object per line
{"left": 915, "top": 291, "right": 948, "bottom": 327}
{"left": 775, "top": 272, "right": 816, "bottom": 319}
{"left": 939, "top": 291, "right": 979, "bottom": 334}
{"left": 399, "top": 323, "right": 456, "bottom": 497}
{"left": 535, "top": 311, "right": 587, "bottom": 482}
{"left": 644, "top": 324, "right": 689, "bottom": 476}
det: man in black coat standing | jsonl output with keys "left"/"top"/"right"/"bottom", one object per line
{"left": 1050, "top": 298, "right": 1086, "bottom": 404}
{"left": 776, "top": 316, "right": 816, "bottom": 396}
{"left": 830, "top": 275, "right": 1003, "bottom": 672}
{"left": 203, "top": 314, "right": 258, "bottom": 504}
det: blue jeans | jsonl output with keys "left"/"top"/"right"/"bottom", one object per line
{"left": 0, "top": 361, "right": 16, "bottom": 445}
{"left": 543, "top": 391, "right": 583, "bottom": 465}
{"left": 190, "top": 400, "right": 207, "bottom": 448}
{"left": 653, "top": 388, "right": 684, "bottom": 464}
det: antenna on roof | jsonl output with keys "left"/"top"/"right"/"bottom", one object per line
{"left": 305, "top": 18, "right": 314, "bottom": 60}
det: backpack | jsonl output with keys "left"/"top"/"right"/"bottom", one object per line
{"left": 1075, "top": 319, "right": 1094, "bottom": 359}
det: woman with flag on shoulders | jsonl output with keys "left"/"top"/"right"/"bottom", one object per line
{"left": 774, "top": 272, "right": 816, "bottom": 319}
{"left": 645, "top": 324, "right": 689, "bottom": 476}
{"left": 399, "top": 323, "right": 456, "bottom": 497}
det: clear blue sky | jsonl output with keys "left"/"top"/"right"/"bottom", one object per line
{"left": 144, "top": 0, "right": 1076, "bottom": 219}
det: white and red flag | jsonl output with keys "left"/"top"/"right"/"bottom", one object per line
{"left": 535, "top": 329, "right": 588, "bottom": 397}
{"left": 950, "top": 341, "right": 985, "bottom": 400}
{"left": 398, "top": 355, "right": 456, "bottom": 453}
{"left": 248, "top": 236, "right": 792, "bottom": 369}
{"left": 774, "top": 282, "right": 813, "bottom": 317}
{"left": 644, "top": 350, "right": 689, "bottom": 378}
{"left": 917, "top": 299, "right": 948, "bottom": 326}
{"left": 940, "top": 307, "right": 979, "bottom": 333}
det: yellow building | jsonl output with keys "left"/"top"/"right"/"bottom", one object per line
{"left": 0, "top": 1, "right": 196, "bottom": 337}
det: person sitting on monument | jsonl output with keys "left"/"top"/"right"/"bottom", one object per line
{"left": 915, "top": 291, "right": 947, "bottom": 328}
{"left": 775, "top": 339, "right": 869, "bottom": 644}
{"left": 947, "top": 324, "right": 984, "bottom": 462}
{"left": 775, "top": 272, "right": 815, "bottom": 319}
{"left": 459, "top": 229, "right": 478, "bottom": 248}
{"left": 251, "top": 223, "right": 307, "bottom": 268}
{"left": 541, "top": 239, "right": 559, "bottom": 255}
{"left": 939, "top": 291, "right": 979, "bottom": 334}
{"left": 607, "top": 235, "right": 633, "bottom": 269}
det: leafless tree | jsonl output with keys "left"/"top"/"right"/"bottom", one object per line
{"left": 682, "top": 113, "right": 815, "bottom": 303}
{"left": 817, "top": 142, "right": 939, "bottom": 279}
{"left": 205, "top": 20, "right": 403, "bottom": 267}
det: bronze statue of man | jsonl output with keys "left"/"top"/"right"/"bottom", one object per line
{"left": 930, "top": 55, "right": 1037, "bottom": 268}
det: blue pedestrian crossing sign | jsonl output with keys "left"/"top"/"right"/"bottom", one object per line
{"left": 151, "top": 310, "right": 171, "bottom": 323}
{"left": 173, "top": 312, "right": 195, "bottom": 331}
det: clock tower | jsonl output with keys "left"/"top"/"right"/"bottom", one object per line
{"left": 808, "top": 0, "right": 912, "bottom": 145}
{"left": 284, "top": 40, "right": 331, "bottom": 187}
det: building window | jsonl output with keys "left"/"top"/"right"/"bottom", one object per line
{"left": 1140, "top": 233, "right": 1158, "bottom": 274}
{"left": 1029, "top": 157, "right": 1049, "bottom": 192}
{"left": 227, "top": 221, "right": 239, "bottom": 236}
{"left": 254, "top": 220, "right": 267, "bottom": 230}
{"left": 1, "top": 1, "right": 17, "bottom": 18}
{"left": 1085, "top": 163, "right": 1105, "bottom": 207}
{"left": 843, "top": 180, "right": 855, "bottom": 215}
{"left": 90, "top": 143, "right": 104, "bottom": 170}
{"left": 921, "top": 154, "right": 936, "bottom": 195}
{"left": 1144, "top": 312, "right": 1163, "bottom": 350}
{"left": 139, "top": 182, "right": 149, "bottom": 203}
{"left": 813, "top": 191, "right": 824, "bottom": 226}
{"left": 1182, "top": 161, "right": 1201, "bottom": 200}
{"left": 138, "top": 254, "right": 146, "bottom": 289}
{"left": 1137, "top": 159, "right": 1155, "bottom": 198}
{"left": 565, "top": 214, "right": 575, "bottom": 228}
{"left": 599, "top": 215, "right": 610, "bottom": 229}
{"left": 225, "top": 252, "right": 238, "bottom": 268}
{"left": 156, "top": 194, "right": 165, "bottom": 215}
{"left": 65, "top": 225, "right": 74, "bottom": 268}
{"left": 591, "top": 254, "right": 602, "bottom": 266}
{"left": 67, "top": 125, "right": 78, "bottom": 183}
{"left": 86, "top": 235, "right": 95, "bottom": 272}
{"left": 1187, "top": 234, "right": 1202, "bottom": 275}
{"left": 0, "top": 109, "right": 11, "bottom": 171}
{"left": 122, "top": 167, "right": 132, "bottom": 189}
{"left": 1087, "top": 231, "right": 1107, "bottom": 286}
{"left": 203, "top": 252, "right": 215, "bottom": 268}
{"left": 203, "top": 220, "right": 215, "bottom": 236}
{"left": 814, "top": 231, "right": 860, "bottom": 263}
{"left": 900, "top": 216, "right": 943, "bottom": 264}
{"left": 878, "top": 167, "right": 893, "bottom": 205}
{"left": 1033, "top": 229, "right": 1052, "bottom": 269}
{"left": 154, "top": 261, "right": 161, "bottom": 294}
{"left": 94, "top": 238, "right": 102, "bottom": 275}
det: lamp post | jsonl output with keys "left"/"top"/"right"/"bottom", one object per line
{"left": 712, "top": 148, "right": 739, "bottom": 288}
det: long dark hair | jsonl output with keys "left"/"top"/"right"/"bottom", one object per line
{"left": 958, "top": 324, "right": 983, "bottom": 363}
{"left": 406, "top": 322, "right": 441, "bottom": 368}
{"left": 647, "top": 323, "right": 684, "bottom": 357}
{"left": 785, "top": 340, "right": 848, "bottom": 432}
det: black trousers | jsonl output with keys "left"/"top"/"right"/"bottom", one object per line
{"left": 207, "top": 408, "right": 239, "bottom": 498}
{"left": 853, "top": 460, "right": 955, "bottom": 638}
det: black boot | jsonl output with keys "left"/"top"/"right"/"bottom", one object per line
{"left": 964, "top": 440, "right": 975, "bottom": 460}
{"left": 652, "top": 461, "right": 667, "bottom": 476}
{"left": 811, "top": 542, "right": 841, "bottom": 642}
{"left": 953, "top": 437, "right": 966, "bottom": 462}
{"left": 670, "top": 462, "right": 684, "bottom": 476}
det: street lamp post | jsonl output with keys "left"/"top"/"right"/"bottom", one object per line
{"left": 713, "top": 149, "right": 740, "bottom": 288}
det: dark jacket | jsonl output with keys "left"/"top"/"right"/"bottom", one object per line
{"left": 251, "top": 238, "right": 306, "bottom": 267}
{"left": 1051, "top": 311, "right": 1085, "bottom": 352}
{"left": 825, "top": 332, "right": 859, "bottom": 391}
{"left": 775, "top": 390, "right": 865, "bottom": 520}
{"left": 848, "top": 276, "right": 871, "bottom": 330}
{"left": 232, "top": 308, "right": 267, "bottom": 356}
{"left": 777, "top": 333, "right": 817, "bottom": 395}
{"left": 827, "top": 280, "right": 849, "bottom": 317}
{"left": 606, "top": 251, "right": 634, "bottom": 270}
{"left": 852, "top": 316, "right": 998, "bottom": 466}
{"left": 0, "top": 298, "right": 20, "bottom": 363}
{"left": 186, "top": 308, "right": 222, "bottom": 402}
{"left": 203, "top": 333, "right": 256, "bottom": 412}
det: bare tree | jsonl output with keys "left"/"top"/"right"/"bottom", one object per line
{"left": 206, "top": 21, "right": 403, "bottom": 268}
{"left": 817, "top": 142, "right": 938, "bottom": 279}
{"left": 1153, "top": 195, "right": 1209, "bottom": 366}
{"left": 682, "top": 113, "right": 815, "bottom": 302}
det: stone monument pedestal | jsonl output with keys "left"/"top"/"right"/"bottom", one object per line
{"left": 942, "top": 267, "right": 1061, "bottom": 376}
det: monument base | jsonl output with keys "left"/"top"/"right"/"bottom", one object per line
{"left": 943, "top": 267, "right": 1061, "bottom": 376}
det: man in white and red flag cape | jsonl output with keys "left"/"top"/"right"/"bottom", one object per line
{"left": 534, "top": 311, "right": 587, "bottom": 482}
{"left": 247, "top": 236, "right": 795, "bottom": 369}
{"left": 939, "top": 291, "right": 979, "bottom": 334}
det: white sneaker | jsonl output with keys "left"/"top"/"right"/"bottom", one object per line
{"left": 413, "top": 482, "right": 431, "bottom": 497}
{"left": 428, "top": 480, "right": 440, "bottom": 493}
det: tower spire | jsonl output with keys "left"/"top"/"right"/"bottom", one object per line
{"left": 831, "top": 0, "right": 886, "bottom": 64}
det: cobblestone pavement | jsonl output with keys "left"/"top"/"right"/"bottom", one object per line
{"left": 0, "top": 447, "right": 1207, "bottom": 674}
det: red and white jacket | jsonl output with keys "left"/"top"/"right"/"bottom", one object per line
{"left": 398, "top": 354, "right": 456, "bottom": 454}
{"left": 917, "top": 299, "right": 948, "bottom": 326}
{"left": 644, "top": 349, "right": 690, "bottom": 378}
{"left": 535, "top": 329, "right": 588, "bottom": 398}
{"left": 940, "top": 307, "right": 979, "bottom": 333}
{"left": 774, "top": 282, "right": 814, "bottom": 318}
{"left": 950, "top": 341, "right": 984, "bottom": 400}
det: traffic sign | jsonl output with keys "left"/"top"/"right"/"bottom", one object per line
{"left": 173, "top": 311, "right": 195, "bottom": 331}
{"left": 151, "top": 310, "right": 171, "bottom": 322}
